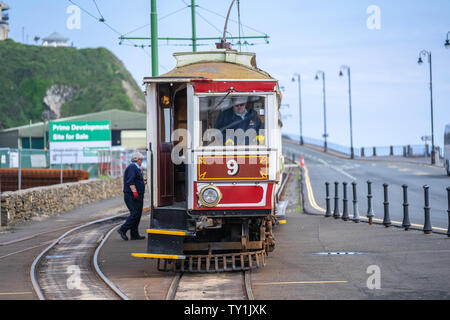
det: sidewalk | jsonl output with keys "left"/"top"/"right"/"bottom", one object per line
{"left": 251, "top": 166, "right": 450, "bottom": 299}
{"left": 0, "top": 196, "right": 128, "bottom": 245}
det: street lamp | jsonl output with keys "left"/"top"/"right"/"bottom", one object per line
{"left": 315, "top": 70, "right": 328, "bottom": 152}
{"left": 339, "top": 65, "right": 355, "bottom": 159}
{"left": 417, "top": 50, "right": 435, "bottom": 165}
{"left": 445, "top": 31, "right": 450, "bottom": 49}
{"left": 291, "top": 73, "right": 303, "bottom": 145}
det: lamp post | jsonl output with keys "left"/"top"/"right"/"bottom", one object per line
{"left": 417, "top": 50, "right": 435, "bottom": 165}
{"left": 315, "top": 70, "right": 328, "bottom": 152}
{"left": 291, "top": 73, "right": 303, "bottom": 145}
{"left": 445, "top": 31, "right": 450, "bottom": 49}
{"left": 339, "top": 65, "right": 355, "bottom": 159}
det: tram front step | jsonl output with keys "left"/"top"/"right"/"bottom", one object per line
{"left": 146, "top": 229, "right": 194, "bottom": 258}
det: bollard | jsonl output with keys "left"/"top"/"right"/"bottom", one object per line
{"left": 325, "top": 182, "right": 332, "bottom": 217}
{"left": 423, "top": 185, "right": 432, "bottom": 234}
{"left": 402, "top": 185, "right": 411, "bottom": 231}
{"left": 352, "top": 182, "right": 360, "bottom": 223}
{"left": 342, "top": 182, "right": 349, "bottom": 221}
{"left": 333, "top": 182, "right": 340, "bottom": 219}
{"left": 367, "top": 180, "right": 374, "bottom": 224}
{"left": 447, "top": 187, "right": 450, "bottom": 238}
{"left": 382, "top": 183, "right": 391, "bottom": 227}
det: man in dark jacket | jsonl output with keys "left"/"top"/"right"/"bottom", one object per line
{"left": 214, "top": 96, "right": 264, "bottom": 145}
{"left": 118, "top": 152, "right": 146, "bottom": 241}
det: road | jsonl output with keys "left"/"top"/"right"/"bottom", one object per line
{"left": 283, "top": 141, "right": 450, "bottom": 231}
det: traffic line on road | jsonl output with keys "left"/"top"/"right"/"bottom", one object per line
{"left": 303, "top": 165, "right": 326, "bottom": 213}
{"left": 253, "top": 280, "right": 348, "bottom": 286}
{"left": 0, "top": 292, "right": 32, "bottom": 296}
{"left": 317, "top": 158, "right": 356, "bottom": 180}
{"left": 0, "top": 240, "right": 55, "bottom": 260}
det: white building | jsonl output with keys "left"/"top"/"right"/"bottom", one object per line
{"left": 0, "top": 1, "right": 10, "bottom": 41}
{"left": 42, "top": 32, "right": 69, "bottom": 47}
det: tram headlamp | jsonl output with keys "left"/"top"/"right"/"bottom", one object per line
{"left": 199, "top": 186, "right": 222, "bottom": 207}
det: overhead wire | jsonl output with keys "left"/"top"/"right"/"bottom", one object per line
{"left": 122, "top": 4, "right": 189, "bottom": 37}
{"left": 196, "top": 4, "right": 267, "bottom": 35}
{"left": 67, "top": 0, "right": 165, "bottom": 71}
{"left": 92, "top": 0, "right": 105, "bottom": 21}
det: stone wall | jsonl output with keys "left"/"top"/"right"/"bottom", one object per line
{"left": 0, "top": 177, "right": 123, "bottom": 227}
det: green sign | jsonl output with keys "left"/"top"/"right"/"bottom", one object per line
{"left": 50, "top": 121, "right": 111, "bottom": 142}
{"left": 49, "top": 121, "right": 112, "bottom": 164}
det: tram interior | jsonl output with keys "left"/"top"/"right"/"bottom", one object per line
{"left": 157, "top": 82, "right": 188, "bottom": 207}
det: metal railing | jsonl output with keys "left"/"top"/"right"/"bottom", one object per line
{"left": 283, "top": 134, "right": 443, "bottom": 160}
{"left": 0, "top": 147, "right": 143, "bottom": 191}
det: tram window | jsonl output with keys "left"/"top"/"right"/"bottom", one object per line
{"left": 160, "top": 108, "right": 171, "bottom": 143}
{"left": 199, "top": 95, "right": 266, "bottom": 146}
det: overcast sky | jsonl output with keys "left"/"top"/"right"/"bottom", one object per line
{"left": 5, "top": 0, "right": 450, "bottom": 149}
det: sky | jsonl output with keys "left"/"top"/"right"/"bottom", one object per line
{"left": 4, "top": 0, "right": 450, "bottom": 149}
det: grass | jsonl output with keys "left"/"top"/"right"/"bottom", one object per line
{"left": 0, "top": 39, "right": 144, "bottom": 130}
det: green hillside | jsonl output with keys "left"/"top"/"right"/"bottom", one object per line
{"left": 0, "top": 39, "right": 145, "bottom": 129}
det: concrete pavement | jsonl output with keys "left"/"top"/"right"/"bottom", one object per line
{"left": 251, "top": 167, "right": 450, "bottom": 299}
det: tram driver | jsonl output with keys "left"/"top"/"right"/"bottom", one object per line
{"left": 214, "top": 96, "right": 264, "bottom": 146}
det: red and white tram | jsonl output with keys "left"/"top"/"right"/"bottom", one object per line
{"left": 132, "top": 49, "right": 285, "bottom": 272}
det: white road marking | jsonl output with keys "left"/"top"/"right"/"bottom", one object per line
{"left": 316, "top": 158, "right": 357, "bottom": 180}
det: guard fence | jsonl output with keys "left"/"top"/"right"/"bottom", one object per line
{"left": 284, "top": 134, "right": 444, "bottom": 160}
{"left": 0, "top": 147, "right": 144, "bottom": 191}
{"left": 323, "top": 180, "right": 450, "bottom": 237}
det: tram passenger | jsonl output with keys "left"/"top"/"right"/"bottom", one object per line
{"left": 118, "top": 152, "right": 146, "bottom": 241}
{"left": 214, "top": 96, "right": 264, "bottom": 145}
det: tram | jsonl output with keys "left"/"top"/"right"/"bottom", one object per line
{"left": 132, "top": 49, "right": 286, "bottom": 272}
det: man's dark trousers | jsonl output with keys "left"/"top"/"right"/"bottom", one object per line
{"left": 120, "top": 192, "right": 144, "bottom": 238}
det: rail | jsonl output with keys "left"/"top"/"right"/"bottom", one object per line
{"left": 30, "top": 213, "right": 128, "bottom": 300}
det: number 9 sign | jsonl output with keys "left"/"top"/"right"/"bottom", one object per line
{"left": 227, "top": 159, "right": 239, "bottom": 176}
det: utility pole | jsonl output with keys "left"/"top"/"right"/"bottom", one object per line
{"left": 150, "top": 0, "right": 158, "bottom": 76}
{"left": 417, "top": 50, "right": 435, "bottom": 165}
{"left": 191, "top": 0, "right": 197, "bottom": 52}
{"left": 119, "top": 0, "right": 269, "bottom": 76}
{"left": 292, "top": 73, "right": 303, "bottom": 145}
{"left": 316, "top": 70, "right": 328, "bottom": 152}
{"left": 340, "top": 65, "right": 354, "bottom": 159}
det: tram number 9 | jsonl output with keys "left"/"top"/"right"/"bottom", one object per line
{"left": 227, "top": 159, "right": 239, "bottom": 176}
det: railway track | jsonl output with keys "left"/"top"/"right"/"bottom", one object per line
{"left": 30, "top": 212, "right": 256, "bottom": 300}
{"left": 30, "top": 214, "right": 129, "bottom": 300}
{"left": 28, "top": 166, "right": 294, "bottom": 300}
{"left": 167, "top": 271, "right": 254, "bottom": 300}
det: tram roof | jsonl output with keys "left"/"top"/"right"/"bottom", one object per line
{"left": 144, "top": 50, "right": 276, "bottom": 83}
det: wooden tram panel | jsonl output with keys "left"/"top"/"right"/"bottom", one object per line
{"left": 197, "top": 155, "right": 269, "bottom": 181}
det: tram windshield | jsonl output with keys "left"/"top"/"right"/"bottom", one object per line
{"left": 199, "top": 95, "right": 266, "bottom": 146}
